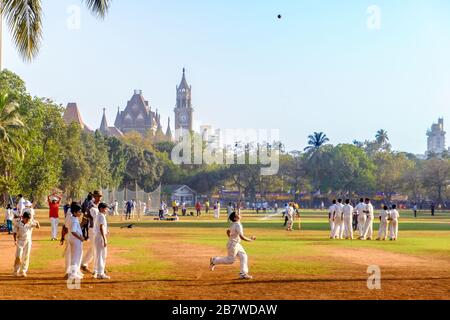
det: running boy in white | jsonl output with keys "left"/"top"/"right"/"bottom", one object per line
{"left": 210, "top": 212, "right": 256, "bottom": 280}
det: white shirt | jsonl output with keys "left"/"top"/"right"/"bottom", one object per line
{"left": 228, "top": 222, "right": 244, "bottom": 244}
{"left": 343, "top": 204, "right": 354, "bottom": 218}
{"left": 390, "top": 209, "right": 400, "bottom": 221}
{"left": 14, "top": 220, "right": 38, "bottom": 241}
{"left": 5, "top": 209, "right": 14, "bottom": 221}
{"left": 328, "top": 204, "right": 335, "bottom": 219}
{"left": 365, "top": 203, "right": 374, "bottom": 218}
{"left": 355, "top": 202, "right": 365, "bottom": 216}
{"left": 334, "top": 203, "right": 344, "bottom": 220}
{"left": 89, "top": 205, "right": 99, "bottom": 229}
{"left": 379, "top": 210, "right": 390, "bottom": 222}
{"left": 287, "top": 206, "right": 294, "bottom": 220}
{"left": 94, "top": 213, "right": 108, "bottom": 238}
{"left": 68, "top": 216, "right": 82, "bottom": 241}
{"left": 17, "top": 198, "right": 26, "bottom": 211}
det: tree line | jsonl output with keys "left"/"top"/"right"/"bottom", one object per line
{"left": 1, "top": 70, "right": 449, "bottom": 206}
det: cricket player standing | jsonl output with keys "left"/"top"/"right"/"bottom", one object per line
{"left": 68, "top": 203, "right": 84, "bottom": 280}
{"left": 286, "top": 203, "right": 294, "bottom": 231}
{"left": 328, "top": 200, "right": 336, "bottom": 239}
{"left": 94, "top": 203, "right": 110, "bottom": 279}
{"left": 210, "top": 212, "right": 256, "bottom": 280}
{"left": 389, "top": 204, "right": 400, "bottom": 240}
{"left": 360, "top": 198, "right": 374, "bottom": 240}
{"left": 13, "top": 210, "right": 40, "bottom": 277}
{"left": 355, "top": 198, "right": 366, "bottom": 237}
{"left": 81, "top": 191, "right": 102, "bottom": 273}
{"left": 377, "top": 205, "right": 390, "bottom": 241}
{"left": 332, "top": 199, "right": 344, "bottom": 239}
{"left": 342, "top": 199, "right": 354, "bottom": 239}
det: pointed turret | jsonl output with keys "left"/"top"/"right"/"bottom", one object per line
{"left": 166, "top": 117, "right": 173, "bottom": 141}
{"left": 100, "top": 108, "right": 108, "bottom": 134}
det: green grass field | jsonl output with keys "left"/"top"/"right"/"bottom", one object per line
{"left": 1, "top": 209, "right": 450, "bottom": 300}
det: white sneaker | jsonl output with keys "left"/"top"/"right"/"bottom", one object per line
{"left": 239, "top": 273, "right": 253, "bottom": 280}
{"left": 69, "top": 274, "right": 83, "bottom": 281}
{"left": 13, "top": 272, "right": 20, "bottom": 277}
{"left": 21, "top": 272, "right": 27, "bottom": 278}
{"left": 96, "top": 274, "right": 110, "bottom": 280}
{"left": 209, "top": 258, "right": 215, "bottom": 271}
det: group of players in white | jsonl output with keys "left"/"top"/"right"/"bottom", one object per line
{"left": 8, "top": 194, "right": 400, "bottom": 281}
{"left": 9, "top": 191, "right": 110, "bottom": 281}
{"left": 328, "top": 198, "right": 400, "bottom": 241}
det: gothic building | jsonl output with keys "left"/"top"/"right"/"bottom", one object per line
{"left": 64, "top": 69, "right": 192, "bottom": 143}
{"left": 427, "top": 118, "right": 447, "bottom": 155}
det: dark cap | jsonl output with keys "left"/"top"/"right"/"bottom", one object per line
{"left": 71, "top": 202, "right": 82, "bottom": 213}
{"left": 98, "top": 203, "right": 109, "bottom": 210}
{"left": 93, "top": 191, "right": 103, "bottom": 197}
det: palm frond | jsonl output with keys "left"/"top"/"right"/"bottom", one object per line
{"left": 83, "top": 0, "right": 111, "bottom": 19}
{"left": 1, "top": 0, "right": 43, "bottom": 62}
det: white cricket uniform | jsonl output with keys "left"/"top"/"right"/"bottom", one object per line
{"left": 342, "top": 204, "right": 354, "bottom": 239}
{"left": 328, "top": 204, "right": 335, "bottom": 238}
{"left": 362, "top": 203, "right": 374, "bottom": 239}
{"left": 213, "top": 222, "right": 249, "bottom": 275}
{"left": 68, "top": 216, "right": 83, "bottom": 278}
{"left": 286, "top": 206, "right": 294, "bottom": 231}
{"left": 214, "top": 204, "right": 221, "bottom": 219}
{"left": 377, "top": 210, "right": 390, "bottom": 240}
{"left": 93, "top": 213, "right": 108, "bottom": 276}
{"left": 389, "top": 209, "right": 400, "bottom": 240}
{"left": 355, "top": 202, "right": 366, "bottom": 236}
{"left": 114, "top": 201, "right": 119, "bottom": 216}
{"left": 17, "top": 198, "right": 26, "bottom": 215}
{"left": 64, "top": 212, "right": 73, "bottom": 274}
{"left": 332, "top": 203, "right": 344, "bottom": 239}
{"left": 13, "top": 220, "right": 38, "bottom": 274}
{"left": 81, "top": 205, "right": 99, "bottom": 268}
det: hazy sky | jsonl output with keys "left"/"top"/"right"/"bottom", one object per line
{"left": 3, "top": 0, "right": 450, "bottom": 154}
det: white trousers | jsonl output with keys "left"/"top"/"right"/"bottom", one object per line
{"left": 343, "top": 216, "right": 353, "bottom": 239}
{"left": 286, "top": 217, "right": 293, "bottom": 231}
{"left": 69, "top": 237, "right": 83, "bottom": 277}
{"left": 64, "top": 241, "right": 71, "bottom": 274}
{"left": 389, "top": 220, "right": 399, "bottom": 239}
{"left": 378, "top": 220, "right": 389, "bottom": 240}
{"left": 214, "top": 210, "right": 220, "bottom": 219}
{"left": 358, "top": 215, "right": 366, "bottom": 236}
{"left": 50, "top": 218, "right": 59, "bottom": 239}
{"left": 362, "top": 216, "right": 374, "bottom": 239}
{"left": 213, "top": 242, "right": 249, "bottom": 275}
{"left": 81, "top": 231, "right": 95, "bottom": 267}
{"left": 332, "top": 218, "right": 343, "bottom": 239}
{"left": 14, "top": 239, "right": 32, "bottom": 274}
{"left": 94, "top": 236, "right": 107, "bottom": 275}
{"left": 329, "top": 219, "right": 335, "bottom": 238}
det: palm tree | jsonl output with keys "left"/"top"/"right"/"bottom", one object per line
{"left": 0, "top": 93, "right": 25, "bottom": 157}
{"left": 0, "top": 0, "right": 111, "bottom": 66}
{"left": 375, "top": 129, "right": 389, "bottom": 145}
{"left": 304, "top": 132, "right": 329, "bottom": 152}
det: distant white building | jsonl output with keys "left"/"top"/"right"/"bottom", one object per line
{"left": 427, "top": 118, "right": 447, "bottom": 155}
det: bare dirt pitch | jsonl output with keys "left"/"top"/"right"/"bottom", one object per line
{"left": 1, "top": 214, "right": 450, "bottom": 300}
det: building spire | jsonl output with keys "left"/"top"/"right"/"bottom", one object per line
{"left": 166, "top": 117, "right": 173, "bottom": 140}
{"left": 100, "top": 108, "right": 108, "bottom": 133}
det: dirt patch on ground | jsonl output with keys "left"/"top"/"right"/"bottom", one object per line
{"left": 2, "top": 227, "right": 450, "bottom": 300}
{"left": 325, "top": 247, "right": 450, "bottom": 269}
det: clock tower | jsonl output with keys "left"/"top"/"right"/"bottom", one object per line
{"left": 174, "top": 68, "right": 194, "bottom": 132}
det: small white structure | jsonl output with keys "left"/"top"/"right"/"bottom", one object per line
{"left": 163, "top": 185, "right": 197, "bottom": 206}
